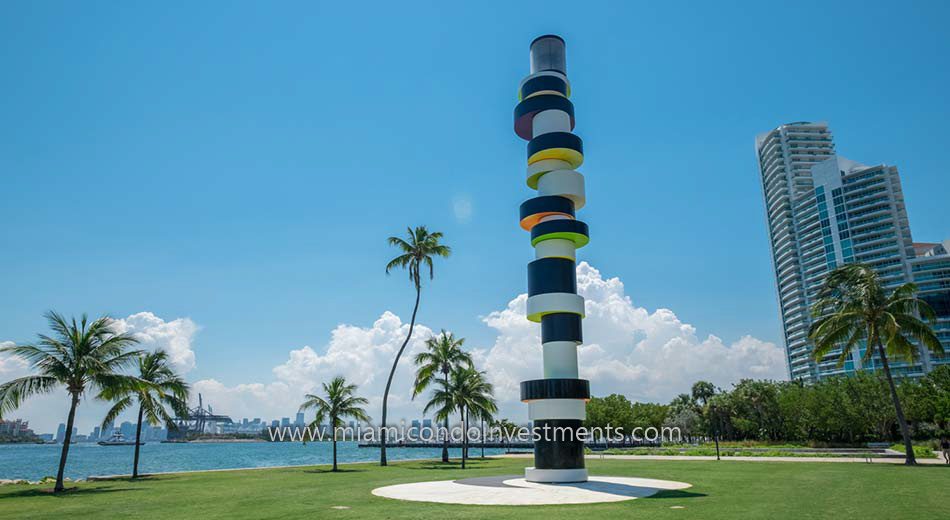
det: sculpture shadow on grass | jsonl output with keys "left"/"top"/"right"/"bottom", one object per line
{"left": 551, "top": 480, "right": 706, "bottom": 498}
{"left": 454, "top": 475, "right": 706, "bottom": 498}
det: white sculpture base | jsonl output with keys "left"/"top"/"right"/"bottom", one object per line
{"left": 524, "top": 467, "right": 588, "bottom": 483}
{"left": 372, "top": 475, "right": 692, "bottom": 505}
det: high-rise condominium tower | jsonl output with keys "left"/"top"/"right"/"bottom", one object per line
{"left": 756, "top": 122, "right": 949, "bottom": 381}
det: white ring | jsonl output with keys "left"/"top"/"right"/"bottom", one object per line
{"left": 525, "top": 468, "right": 589, "bottom": 484}
{"left": 537, "top": 169, "right": 586, "bottom": 209}
{"left": 527, "top": 159, "right": 572, "bottom": 189}
{"left": 529, "top": 399, "right": 586, "bottom": 421}
{"left": 526, "top": 293, "right": 585, "bottom": 323}
{"left": 543, "top": 340, "right": 580, "bottom": 377}
{"left": 535, "top": 238, "right": 576, "bottom": 260}
{"left": 531, "top": 109, "right": 572, "bottom": 138}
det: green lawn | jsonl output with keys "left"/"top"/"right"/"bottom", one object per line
{"left": 1, "top": 457, "right": 948, "bottom": 519}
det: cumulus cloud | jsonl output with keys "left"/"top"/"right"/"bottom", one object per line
{"left": 4, "top": 265, "right": 786, "bottom": 430}
{"left": 110, "top": 312, "right": 199, "bottom": 372}
{"left": 1, "top": 314, "right": 199, "bottom": 432}
{"left": 193, "top": 312, "right": 436, "bottom": 424}
{"left": 481, "top": 262, "right": 787, "bottom": 415}
{"left": 0, "top": 341, "right": 30, "bottom": 380}
{"left": 196, "top": 263, "right": 786, "bottom": 424}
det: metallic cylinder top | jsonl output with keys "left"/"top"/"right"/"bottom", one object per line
{"left": 530, "top": 35, "right": 566, "bottom": 75}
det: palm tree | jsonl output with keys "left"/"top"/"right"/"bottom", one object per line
{"left": 0, "top": 312, "right": 142, "bottom": 492}
{"left": 380, "top": 226, "right": 451, "bottom": 466}
{"left": 809, "top": 263, "right": 943, "bottom": 465}
{"left": 691, "top": 381, "right": 716, "bottom": 407}
{"left": 300, "top": 376, "right": 371, "bottom": 471}
{"left": 423, "top": 366, "right": 496, "bottom": 469}
{"left": 492, "top": 418, "right": 520, "bottom": 453}
{"left": 99, "top": 351, "right": 190, "bottom": 478}
{"left": 412, "top": 330, "right": 472, "bottom": 463}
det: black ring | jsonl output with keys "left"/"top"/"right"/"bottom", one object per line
{"left": 521, "top": 378, "right": 590, "bottom": 401}
{"left": 530, "top": 219, "right": 589, "bottom": 243}
{"left": 514, "top": 95, "right": 574, "bottom": 140}
{"left": 532, "top": 419, "right": 586, "bottom": 470}
{"left": 541, "top": 313, "right": 583, "bottom": 343}
{"left": 519, "top": 196, "right": 575, "bottom": 222}
{"left": 520, "top": 75, "right": 569, "bottom": 100}
{"left": 527, "top": 132, "right": 583, "bottom": 158}
{"left": 528, "top": 258, "right": 576, "bottom": 297}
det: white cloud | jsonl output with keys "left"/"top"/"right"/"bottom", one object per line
{"left": 193, "top": 312, "right": 435, "bottom": 424}
{"left": 481, "top": 262, "right": 787, "bottom": 415}
{"left": 4, "top": 264, "right": 786, "bottom": 432}
{"left": 110, "top": 312, "right": 199, "bottom": 373}
{"left": 452, "top": 195, "right": 473, "bottom": 223}
{"left": 1, "top": 313, "right": 199, "bottom": 433}
{"left": 196, "top": 263, "right": 786, "bottom": 424}
{"left": 0, "top": 341, "right": 30, "bottom": 380}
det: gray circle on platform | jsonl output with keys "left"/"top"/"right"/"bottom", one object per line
{"left": 371, "top": 475, "right": 692, "bottom": 505}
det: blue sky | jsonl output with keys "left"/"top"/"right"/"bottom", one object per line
{"left": 2, "top": 1, "right": 949, "bottom": 432}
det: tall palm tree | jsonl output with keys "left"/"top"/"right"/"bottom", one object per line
{"left": 380, "top": 226, "right": 450, "bottom": 466}
{"left": 809, "top": 263, "right": 943, "bottom": 465}
{"left": 300, "top": 376, "right": 370, "bottom": 471}
{"left": 412, "top": 330, "right": 472, "bottom": 463}
{"left": 99, "top": 351, "right": 190, "bottom": 478}
{"left": 691, "top": 381, "right": 716, "bottom": 407}
{"left": 0, "top": 312, "right": 142, "bottom": 492}
{"left": 423, "top": 366, "right": 496, "bottom": 469}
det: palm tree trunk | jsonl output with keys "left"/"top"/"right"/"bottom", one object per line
{"left": 332, "top": 422, "right": 338, "bottom": 472}
{"left": 875, "top": 339, "right": 916, "bottom": 465}
{"left": 481, "top": 418, "right": 485, "bottom": 459}
{"left": 461, "top": 406, "right": 467, "bottom": 470}
{"left": 54, "top": 393, "right": 79, "bottom": 492}
{"left": 380, "top": 284, "right": 421, "bottom": 466}
{"left": 442, "top": 371, "right": 450, "bottom": 463}
{"left": 133, "top": 404, "right": 144, "bottom": 478}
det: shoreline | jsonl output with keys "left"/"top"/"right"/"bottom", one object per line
{"left": 0, "top": 442, "right": 501, "bottom": 482}
{"left": 86, "top": 455, "right": 447, "bottom": 481}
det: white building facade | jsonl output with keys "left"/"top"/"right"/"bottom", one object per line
{"left": 756, "top": 122, "right": 949, "bottom": 381}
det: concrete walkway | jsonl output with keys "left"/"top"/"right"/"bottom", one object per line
{"left": 502, "top": 453, "right": 949, "bottom": 465}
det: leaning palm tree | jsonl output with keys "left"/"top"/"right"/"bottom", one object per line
{"left": 0, "top": 312, "right": 142, "bottom": 492}
{"left": 300, "top": 376, "right": 371, "bottom": 471}
{"left": 809, "top": 263, "right": 943, "bottom": 465}
{"left": 379, "top": 226, "right": 450, "bottom": 466}
{"left": 423, "top": 366, "right": 496, "bottom": 469}
{"left": 99, "top": 350, "right": 190, "bottom": 478}
{"left": 412, "top": 330, "right": 472, "bottom": 463}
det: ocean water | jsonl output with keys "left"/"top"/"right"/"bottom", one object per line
{"left": 0, "top": 442, "right": 506, "bottom": 481}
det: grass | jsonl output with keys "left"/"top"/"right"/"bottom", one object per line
{"left": 890, "top": 444, "right": 939, "bottom": 459}
{"left": 1, "top": 457, "right": 948, "bottom": 519}
{"left": 601, "top": 447, "right": 936, "bottom": 458}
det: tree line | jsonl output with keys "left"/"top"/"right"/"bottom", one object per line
{"left": 586, "top": 366, "right": 950, "bottom": 448}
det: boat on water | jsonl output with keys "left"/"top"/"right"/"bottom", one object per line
{"left": 97, "top": 431, "right": 141, "bottom": 446}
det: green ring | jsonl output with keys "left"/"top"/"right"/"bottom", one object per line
{"left": 531, "top": 231, "right": 590, "bottom": 248}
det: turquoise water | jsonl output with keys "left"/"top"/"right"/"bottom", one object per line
{"left": 0, "top": 442, "right": 506, "bottom": 481}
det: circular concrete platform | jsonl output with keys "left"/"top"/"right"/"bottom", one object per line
{"left": 371, "top": 475, "right": 692, "bottom": 505}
